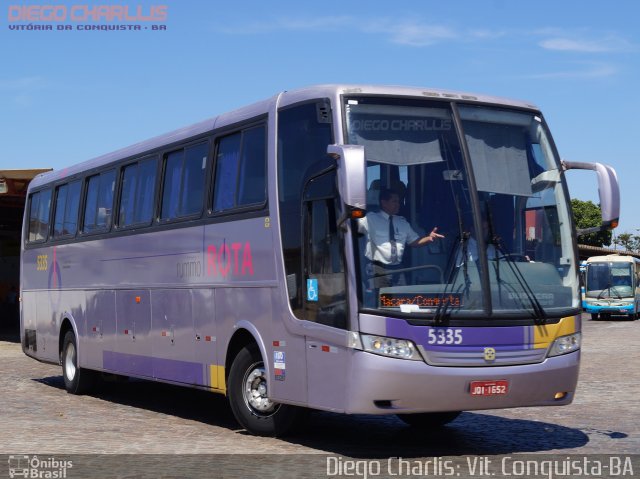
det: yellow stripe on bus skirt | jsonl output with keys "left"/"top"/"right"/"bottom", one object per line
{"left": 533, "top": 315, "right": 578, "bottom": 349}
{"left": 209, "top": 365, "right": 226, "bottom": 393}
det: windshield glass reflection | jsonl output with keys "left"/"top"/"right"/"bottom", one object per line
{"left": 345, "top": 98, "right": 578, "bottom": 318}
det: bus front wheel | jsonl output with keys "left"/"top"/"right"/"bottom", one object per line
{"left": 61, "top": 330, "right": 96, "bottom": 395}
{"left": 228, "top": 344, "right": 303, "bottom": 437}
{"left": 397, "top": 411, "right": 461, "bottom": 428}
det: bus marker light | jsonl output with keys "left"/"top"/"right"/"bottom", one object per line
{"left": 273, "top": 340, "right": 286, "bottom": 347}
{"left": 161, "top": 331, "right": 168, "bottom": 337}
{"left": 135, "top": 296, "right": 141, "bottom": 304}
{"left": 321, "top": 345, "right": 337, "bottom": 353}
{"left": 554, "top": 392, "right": 567, "bottom": 400}
{"left": 124, "top": 329, "right": 129, "bottom": 335}
{"left": 205, "top": 336, "right": 212, "bottom": 342}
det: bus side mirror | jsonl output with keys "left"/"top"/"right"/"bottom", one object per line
{"left": 563, "top": 161, "right": 620, "bottom": 235}
{"left": 327, "top": 144, "right": 367, "bottom": 210}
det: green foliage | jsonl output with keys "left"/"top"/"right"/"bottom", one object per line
{"left": 571, "top": 199, "right": 612, "bottom": 247}
{"left": 613, "top": 232, "right": 640, "bottom": 252}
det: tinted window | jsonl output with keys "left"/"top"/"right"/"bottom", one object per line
{"left": 120, "top": 158, "right": 157, "bottom": 227}
{"left": 161, "top": 151, "right": 182, "bottom": 219}
{"left": 83, "top": 170, "right": 116, "bottom": 233}
{"left": 53, "top": 184, "right": 68, "bottom": 237}
{"left": 213, "top": 125, "right": 266, "bottom": 212}
{"left": 277, "top": 102, "right": 333, "bottom": 317}
{"left": 65, "top": 181, "right": 81, "bottom": 235}
{"left": 213, "top": 133, "right": 241, "bottom": 211}
{"left": 120, "top": 164, "right": 137, "bottom": 226}
{"left": 28, "top": 189, "right": 52, "bottom": 242}
{"left": 53, "top": 180, "right": 81, "bottom": 237}
{"left": 161, "top": 142, "right": 207, "bottom": 220}
{"left": 137, "top": 159, "right": 157, "bottom": 222}
{"left": 305, "top": 196, "right": 346, "bottom": 329}
{"left": 238, "top": 126, "right": 267, "bottom": 206}
{"left": 182, "top": 144, "right": 207, "bottom": 216}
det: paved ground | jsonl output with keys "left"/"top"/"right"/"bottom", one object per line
{"left": 0, "top": 313, "right": 638, "bottom": 461}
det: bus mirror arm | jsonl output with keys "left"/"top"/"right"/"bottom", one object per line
{"left": 327, "top": 144, "right": 367, "bottom": 211}
{"left": 562, "top": 160, "right": 620, "bottom": 232}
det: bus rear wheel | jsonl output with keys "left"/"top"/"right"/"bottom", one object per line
{"left": 397, "top": 411, "right": 461, "bottom": 428}
{"left": 228, "top": 344, "right": 303, "bottom": 436}
{"left": 61, "top": 330, "right": 97, "bottom": 395}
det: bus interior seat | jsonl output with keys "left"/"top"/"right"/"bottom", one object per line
{"left": 367, "top": 180, "right": 381, "bottom": 208}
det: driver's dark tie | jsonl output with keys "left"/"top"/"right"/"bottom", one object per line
{"left": 389, "top": 216, "right": 398, "bottom": 264}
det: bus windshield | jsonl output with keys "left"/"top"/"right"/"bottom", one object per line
{"left": 345, "top": 97, "right": 578, "bottom": 318}
{"left": 586, "top": 262, "right": 634, "bottom": 299}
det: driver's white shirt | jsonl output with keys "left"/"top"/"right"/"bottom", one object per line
{"left": 358, "top": 210, "right": 419, "bottom": 265}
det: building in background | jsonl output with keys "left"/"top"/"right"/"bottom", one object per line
{"left": 0, "top": 169, "right": 50, "bottom": 329}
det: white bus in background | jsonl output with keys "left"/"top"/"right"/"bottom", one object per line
{"left": 584, "top": 254, "right": 640, "bottom": 320}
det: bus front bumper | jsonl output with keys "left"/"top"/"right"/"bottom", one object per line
{"left": 584, "top": 303, "right": 634, "bottom": 315}
{"left": 344, "top": 349, "right": 580, "bottom": 414}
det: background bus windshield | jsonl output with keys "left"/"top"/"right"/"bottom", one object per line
{"left": 587, "top": 262, "right": 634, "bottom": 299}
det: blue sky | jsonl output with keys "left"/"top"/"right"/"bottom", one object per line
{"left": 2, "top": 0, "right": 639, "bottom": 239}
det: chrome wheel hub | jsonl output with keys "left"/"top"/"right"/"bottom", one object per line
{"left": 243, "top": 362, "right": 278, "bottom": 416}
{"left": 64, "top": 342, "right": 77, "bottom": 381}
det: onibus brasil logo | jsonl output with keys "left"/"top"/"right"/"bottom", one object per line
{"left": 8, "top": 456, "right": 73, "bottom": 479}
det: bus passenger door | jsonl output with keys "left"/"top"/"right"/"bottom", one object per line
{"left": 303, "top": 191, "right": 350, "bottom": 412}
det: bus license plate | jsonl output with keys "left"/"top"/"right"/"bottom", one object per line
{"left": 470, "top": 380, "right": 509, "bottom": 396}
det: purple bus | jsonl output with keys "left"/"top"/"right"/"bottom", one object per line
{"left": 21, "top": 85, "right": 619, "bottom": 436}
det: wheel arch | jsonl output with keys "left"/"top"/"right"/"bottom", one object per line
{"left": 58, "top": 314, "right": 80, "bottom": 364}
{"left": 224, "top": 321, "right": 269, "bottom": 388}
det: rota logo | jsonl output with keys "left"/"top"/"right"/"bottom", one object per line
{"left": 207, "top": 242, "right": 254, "bottom": 277}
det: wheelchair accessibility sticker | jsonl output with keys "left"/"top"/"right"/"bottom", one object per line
{"left": 307, "top": 278, "right": 318, "bottom": 302}
{"left": 274, "top": 351, "right": 286, "bottom": 381}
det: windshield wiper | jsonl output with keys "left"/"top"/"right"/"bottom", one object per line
{"left": 596, "top": 283, "right": 620, "bottom": 300}
{"left": 485, "top": 211, "right": 547, "bottom": 324}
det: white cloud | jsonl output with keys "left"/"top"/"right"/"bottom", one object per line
{"left": 216, "top": 16, "right": 506, "bottom": 47}
{"left": 362, "top": 20, "right": 458, "bottom": 47}
{"left": 539, "top": 34, "right": 634, "bottom": 53}
{"left": 0, "top": 76, "right": 46, "bottom": 90}
{"left": 217, "top": 16, "right": 353, "bottom": 34}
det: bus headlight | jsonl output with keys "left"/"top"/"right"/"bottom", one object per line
{"left": 548, "top": 332, "right": 581, "bottom": 357}
{"left": 360, "top": 334, "right": 422, "bottom": 361}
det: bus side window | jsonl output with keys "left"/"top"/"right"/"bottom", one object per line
{"left": 53, "top": 184, "right": 68, "bottom": 237}
{"left": 83, "top": 170, "right": 116, "bottom": 233}
{"left": 53, "top": 180, "right": 81, "bottom": 237}
{"left": 304, "top": 197, "right": 347, "bottom": 329}
{"left": 213, "top": 125, "right": 266, "bottom": 212}
{"left": 120, "top": 158, "right": 157, "bottom": 227}
{"left": 161, "top": 143, "right": 207, "bottom": 220}
{"left": 277, "top": 101, "right": 333, "bottom": 318}
{"left": 27, "top": 189, "right": 52, "bottom": 243}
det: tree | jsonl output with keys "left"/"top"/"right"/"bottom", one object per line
{"left": 570, "top": 199, "right": 612, "bottom": 247}
{"left": 613, "top": 232, "right": 640, "bottom": 252}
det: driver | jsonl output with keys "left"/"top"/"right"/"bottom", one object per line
{"left": 358, "top": 188, "right": 443, "bottom": 287}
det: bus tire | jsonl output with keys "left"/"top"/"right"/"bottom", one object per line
{"left": 396, "top": 411, "right": 461, "bottom": 428}
{"left": 61, "top": 330, "right": 96, "bottom": 395}
{"left": 590, "top": 313, "right": 599, "bottom": 321}
{"left": 227, "top": 344, "right": 303, "bottom": 437}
